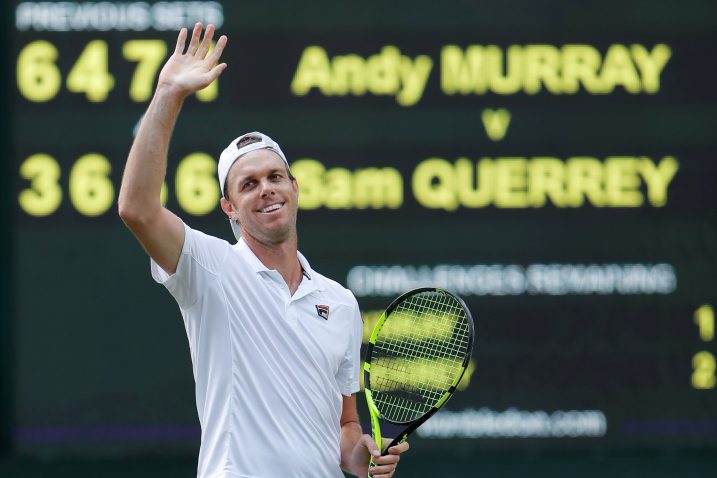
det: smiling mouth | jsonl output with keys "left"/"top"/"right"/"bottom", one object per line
{"left": 258, "top": 203, "right": 284, "bottom": 213}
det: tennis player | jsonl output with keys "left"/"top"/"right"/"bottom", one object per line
{"left": 118, "top": 23, "right": 409, "bottom": 478}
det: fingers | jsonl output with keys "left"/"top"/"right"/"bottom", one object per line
{"left": 206, "top": 34, "right": 228, "bottom": 66}
{"left": 369, "top": 456, "right": 401, "bottom": 478}
{"left": 369, "top": 465, "right": 398, "bottom": 478}
{"left": 387, "top": 440, "right": 410, "bottom": 455}
{"left": 212, "top": 63, "right": 228, "bottom": 75}
{"left": 365, "top": 434, "right": 398, "bottom": 478}
{"left": 196, "top": 24, "right": 215, "bottom": 58}
{"left": 203, "top": 62, "right": 228, "bottom": 83}
{"left": 186, "top": 22, "right": 203, "bottom": 55}
{"left": 372, "top": 451, "right": 401, "bottom": 466}
{"left": 177, "top": 23, "right": 227, "bottom": 65}
{"left": 368, "top": 441, "right": 408, "bottom": 478}
{"left": 174, "top": 27, "right": 187, "bottom": 54}
{"left": 362, "top": 434, "right": 381, "bottom": 457}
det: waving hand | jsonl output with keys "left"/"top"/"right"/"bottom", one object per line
{"left": 158, "top": 23, "right": 228, "bottom": 97}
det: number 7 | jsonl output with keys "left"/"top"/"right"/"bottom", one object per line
{"left": 123, "top": 40, "right": 168, "bottom": 102}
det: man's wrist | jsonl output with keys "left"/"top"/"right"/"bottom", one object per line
{"left": 154, "top": 81, "right": 189, "bottom": 102}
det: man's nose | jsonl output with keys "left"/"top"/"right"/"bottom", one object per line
{"left": 259, "top": 179, "right": 275, "bottom": 197}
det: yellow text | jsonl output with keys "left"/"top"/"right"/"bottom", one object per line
{"left": 442, "top": 43, "right": 672, "bottom": 95}
{"left": 292, "top": 159, "right": 403, "bottom": 209}
{"left": 412, "top": 156, "right": 679, "bottom": 210}
{"left": 291, "top": 45, "right": 433, "bottom": 106}
{"left": 694, "top": 305, "right": 714, "bottom": 342}
{"left": 692, "top": 351, "right": 716, "bottom": 389}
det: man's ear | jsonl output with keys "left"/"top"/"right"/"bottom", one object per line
{"left": 220, "top": 197, "right": 237, "bottom": 219}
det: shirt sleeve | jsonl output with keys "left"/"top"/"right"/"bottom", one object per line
{"left": 339, "top": 295, "right": 364, "bottom": 396}
{"left": 150, "top": 222, "right": 230, "bottom": 310}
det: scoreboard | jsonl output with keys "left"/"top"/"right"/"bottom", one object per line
{"left": 9, "top": 0, "right": 717, "bottom": 455}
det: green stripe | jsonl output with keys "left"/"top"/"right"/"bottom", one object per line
{"left": 435, "top": 391, "right": 452, "bottom": 409}
{"left": 368, "top": 311, "right": 388, "bottom": 344}
{"left": 452, "top": 365, "right": 467, "bottom": 387}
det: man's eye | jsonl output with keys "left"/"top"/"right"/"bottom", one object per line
{"left": 242, "top": 181, "right": 255, "bottom": 190}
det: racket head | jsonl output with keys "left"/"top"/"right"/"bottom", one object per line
{"left": 364, "top": 287, "right": 475, "bottom": 425}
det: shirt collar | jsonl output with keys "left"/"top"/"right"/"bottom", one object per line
{"left": 234, "top": 238, "right": 270, "bottom": 273}
{"left": 233, "top": 238, "right": 323, "bottom": 291}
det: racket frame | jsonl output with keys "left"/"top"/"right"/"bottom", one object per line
{"left": 363, "top": 287, "right": 475, "bottom": 456}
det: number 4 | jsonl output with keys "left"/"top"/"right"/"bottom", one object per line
{"left": 67, "top": 40, "right": 115, "bottom": 102}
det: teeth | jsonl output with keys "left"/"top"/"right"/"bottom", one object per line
{"left": 260, "top": 203, "right": 282, "bottom": 213}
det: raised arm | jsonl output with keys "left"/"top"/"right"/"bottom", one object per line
{"left": 118, "top": 23, "right": 227, "bottom": 273}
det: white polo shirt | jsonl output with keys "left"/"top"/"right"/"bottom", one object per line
{"left": 151, "top": 223, "right": 363, "bottom": 478}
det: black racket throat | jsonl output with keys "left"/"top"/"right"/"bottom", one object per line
{"left": 381, "top": 412, "right": 432, "bottom": 455}
{"left": 379, "top": 381, "right": 462, "bottom": 454}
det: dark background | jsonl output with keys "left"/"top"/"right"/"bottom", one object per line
{"left": 3, "top": 0, "right": 717, "bottom": 476}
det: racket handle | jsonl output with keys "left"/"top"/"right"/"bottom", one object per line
{"left": 368, "top": 455, "right": 378, "bottom": 478}
{"left": 369, "top": 435, "right": 407, "bottom": 476}
{"left": 366, "top": 392, "right": 383, "bottom": 473}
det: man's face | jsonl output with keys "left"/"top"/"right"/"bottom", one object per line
{"left": 220, "top": 149, "right": 298, "bottom": 245}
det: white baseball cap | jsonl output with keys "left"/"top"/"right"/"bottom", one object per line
{"left": 218, "top": 131, "right": 289, "bottom": 196}
{"left": 217, "top": 132, "right": 290, "bottom": 241}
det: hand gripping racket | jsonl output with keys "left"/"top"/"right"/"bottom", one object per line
{"left": 363, "top": 288, "right": 475, "bottom": 474}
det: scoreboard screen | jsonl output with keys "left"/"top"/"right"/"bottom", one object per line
{"left": 9, "top": 0, "right": 717, "bottom": 455}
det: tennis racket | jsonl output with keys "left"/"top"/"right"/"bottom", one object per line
{"left": 363, "top": 287, "right": 475, "bottom": 474}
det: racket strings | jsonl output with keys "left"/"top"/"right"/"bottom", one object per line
{"left": 370, "top": 291, "right": 471, "bottom": 423}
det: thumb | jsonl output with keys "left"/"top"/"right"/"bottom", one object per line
{"left": 363, "top": 435, "right": 381, "bottom": 458}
